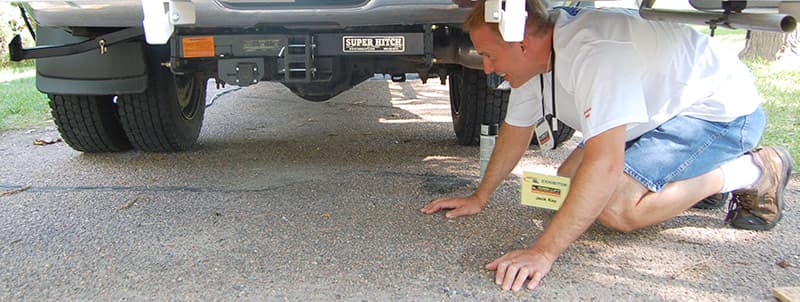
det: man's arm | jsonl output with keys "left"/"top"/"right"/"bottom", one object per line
{"left": 421, "top": 122, "right": 534, "bottom": 218}
{"left": 487, "top": 124, "right": 626, "bottom": 291}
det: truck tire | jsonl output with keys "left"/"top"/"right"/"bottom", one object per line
{"left": 448, "top": 67, "right": 575, "bottom": 147}
{"left": 448, "top": 66, "right": 508, "bottom": 146}
{"left": 116, "top": 46, "right": 207, "bottom": 152}
{"left": 48, "top": 94, "right": 132, "bottom": 152}
{"left": 543, "top": 118, "right": 575, "bottom": 148}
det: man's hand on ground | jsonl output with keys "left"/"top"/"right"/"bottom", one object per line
{"left": 486, "top": 248, "right": 555, "bottom": 291}
{"left": 420, "top": 195, "right": 486, "bottom": 218}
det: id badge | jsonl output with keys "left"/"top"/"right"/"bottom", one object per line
{"left": 534, "top": 117, "right": 555, "bottom": 150}
{"left": 521, "top": 171, "right": 571, "bottom": 210}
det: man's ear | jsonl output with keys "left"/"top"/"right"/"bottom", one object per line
{"left": 519, "top": 35, "right": 532, "bottom": 54}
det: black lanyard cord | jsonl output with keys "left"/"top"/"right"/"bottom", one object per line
{"left": 539, "top": 46, "right": 558, "bottom": 132}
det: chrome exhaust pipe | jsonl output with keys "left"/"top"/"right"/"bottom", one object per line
{"left": 639, "top": 8, "right": 797, "bottom": 33}
{"left": 433, "top": 34, "right": 483, "bottom": 70}
{"left": 455, "top": 41, "right": 483, "bottom": 70}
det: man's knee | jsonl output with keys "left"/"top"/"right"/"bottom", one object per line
{"left": 597, "top": 176, "right": 650, "bottom": 233}
{"left": 598, "top": 207, "right": 641, "bottom": 233}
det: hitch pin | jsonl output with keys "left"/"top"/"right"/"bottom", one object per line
{"left": 99, "top": 39, "right": 108, "bottom": 55}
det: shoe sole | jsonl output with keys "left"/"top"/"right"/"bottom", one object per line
{"left": 732, "top": 146, "right": 793, "bottom": 231}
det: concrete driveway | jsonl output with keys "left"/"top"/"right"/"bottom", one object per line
{"left": 0, "top": 78, "right": 798, "bottom": 301}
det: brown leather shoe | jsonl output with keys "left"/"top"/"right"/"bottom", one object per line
{"left": 726, "top": 146, "right": 793, "bottom": 231}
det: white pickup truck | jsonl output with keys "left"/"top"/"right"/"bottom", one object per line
{"left": 5, "top": 0, "right": 797, "bottom": 153}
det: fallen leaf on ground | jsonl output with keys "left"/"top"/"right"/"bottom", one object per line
{"left": 669, "top": 257, "right": 712, "bottom": 279}
{"left": 118, "top": 196, "right": 151, "bottom": 210}
{"left": 33, "top": 137, "right": 63, "bottom": 145}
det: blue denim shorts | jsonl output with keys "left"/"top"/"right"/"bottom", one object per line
{"left": 578, "top": 107, "right": 765, "bottom": 192}
{"left": 622, "top": 107, "right": 765, "bottom": 192}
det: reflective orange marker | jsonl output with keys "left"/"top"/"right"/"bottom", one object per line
{"left": 182, "top": 36, "right": 215, "bottom": 58}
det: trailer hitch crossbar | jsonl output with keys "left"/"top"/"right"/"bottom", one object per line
{"left": 9, "top": 27, "right": 144, "bottom": 62}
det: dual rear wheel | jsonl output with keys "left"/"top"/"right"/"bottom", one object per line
{"left": 49, "top": 46, "right": 207, "bottom": 153}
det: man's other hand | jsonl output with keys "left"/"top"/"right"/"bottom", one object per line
{"left": 420, "top": 195, "right": 486, "bottom": 218}
{"left": 486, "top": 248, "right": 555, "bottom": 291}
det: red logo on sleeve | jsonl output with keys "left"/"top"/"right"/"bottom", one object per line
{"left": 583, "top": 108, "right": 592, "bottom": 119}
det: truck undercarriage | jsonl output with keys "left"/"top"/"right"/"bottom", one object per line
{"left": 5, "top": 0, "right": 796, "bottom": 152}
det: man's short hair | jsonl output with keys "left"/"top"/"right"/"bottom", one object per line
{"left": 464, "top": 0, "right": 553, "bottom": 37}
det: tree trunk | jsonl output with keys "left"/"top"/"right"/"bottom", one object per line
{"left": 739, "top": 30, "right": 800, "bottom": 61}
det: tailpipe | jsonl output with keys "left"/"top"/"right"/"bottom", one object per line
{"left": 433, "top": 33, "right": 483, "bottom": 70}
{"left": 639, "top": 8, "right": 796, "bottom": 33}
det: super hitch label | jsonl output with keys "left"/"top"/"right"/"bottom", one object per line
{"left": 343, "top": 36, "right": 405, "bottom": 53}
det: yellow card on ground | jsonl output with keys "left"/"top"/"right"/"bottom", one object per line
{"left": 521, "top": 171, "right": 571, "bottom": 210}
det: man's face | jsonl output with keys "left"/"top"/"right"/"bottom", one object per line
{"left": 470, "top": 24, "right": 551, "bottom": 88}
{"left": 469, "top": 25, "right": 531, "bottom": 88}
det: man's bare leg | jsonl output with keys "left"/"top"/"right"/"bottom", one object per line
{"left": 556, "top": 146, "right": 724, "bottom": 231}
{"left": 598, "top": 169, "right": 724, "bottom": 232}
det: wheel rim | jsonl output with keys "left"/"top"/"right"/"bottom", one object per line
{"left": 174, "top": 75, "right": 200, "bottom": 120}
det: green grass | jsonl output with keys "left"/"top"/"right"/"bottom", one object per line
{"left": 0, "top": 65, "right": 50, "bottom": 130}
{"left": 747, "top": 59, "right": 800, "bottom": 169}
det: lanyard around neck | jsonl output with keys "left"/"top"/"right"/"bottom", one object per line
{"left": 539, "top": 46, "right": 558, "bottom": 131}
